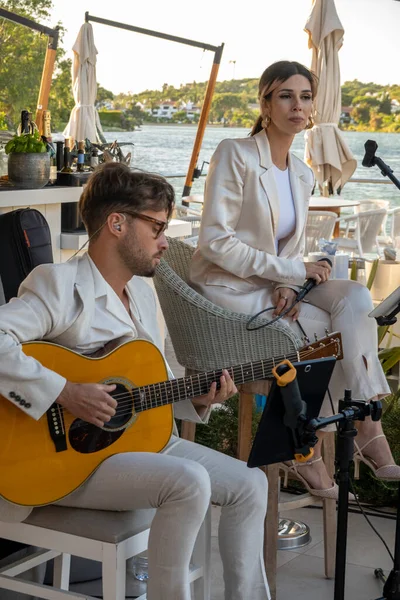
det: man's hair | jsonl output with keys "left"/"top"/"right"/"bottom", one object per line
{"left": 79, "top": 162, "right": 175, "bottom": 238}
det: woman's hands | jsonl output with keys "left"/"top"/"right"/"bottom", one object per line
{"left": 272, "top": 287, "right": 300, "bottom": 321}
{"left": 304, "top": 260, "right": 331, "bottom": 285}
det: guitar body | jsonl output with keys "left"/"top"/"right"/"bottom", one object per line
{"left": 0, "top": 340, "right": 173, "bottom": 507}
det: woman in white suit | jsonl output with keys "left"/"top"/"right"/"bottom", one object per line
{"left": 190, "top": 60, "right": 400, "bottom": 497}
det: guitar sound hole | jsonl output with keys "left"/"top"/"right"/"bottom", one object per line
{"left": 68, "top": 384, "right": 135, "bottom": 454}
{"left": 105, "top": 383, "right": 134, "bottom": 429}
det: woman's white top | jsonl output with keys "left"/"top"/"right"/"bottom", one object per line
{"left": 273, "top": 165, "right": 296, "bottom": 245}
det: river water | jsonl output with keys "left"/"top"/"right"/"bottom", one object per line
{"left": 105, "top": 125, "right": 400, "bottom": 208}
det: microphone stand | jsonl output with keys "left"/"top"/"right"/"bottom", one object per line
{"left": 361, "top": 142, "right": 400, "bottom": 598}
{"left": 362, "top": 140, "right": 400, "bottom": 192}
{"left": 274, "top": 363, "right": 383, "bottom": 600}
{"left": 303, "top": 392, "right": 382, "bottom": 600}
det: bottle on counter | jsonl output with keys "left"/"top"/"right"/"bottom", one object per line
{"left": 90, "top": 147, "right": 99, "bottom": 170}
{"left": 60, "top": 139, "right": 72, "bottom": 173}
{"left": 56, "top": 141, "right": 64, "bottom": 172}
{"left": 27, "top": 112, "right": 37, "bottom": 135}
{"left": 77, "top": 140, "right": 85, "bottom": 172}
{"left": 42, "top": 110, "right": 57, "bottom": 183}
{"left": 17, "top": 110, "right": 30, "bottom": 135}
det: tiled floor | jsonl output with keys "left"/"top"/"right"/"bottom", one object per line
{"left": 69, "top": 502, "right": 396, "bottom": 599}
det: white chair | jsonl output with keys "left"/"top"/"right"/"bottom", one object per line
{"left": 354, "top": 199, "right": 389, "bottom": 214}
{"left": 388, "top": 206, "right": 400, "bottom": 243}
{"left": 0, "top": 504, "right": 211, "bottom": 600}
{"left": 354, "top": 199, "right": 390, "bottom": 242}
{"left": 305, "top": 210, "right": 337, "bottom": 255}
{"left": 335, "top": 208, "right": 387, "bottom": 257}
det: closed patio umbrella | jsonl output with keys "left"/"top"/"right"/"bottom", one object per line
{"left": 63, "top": 22, "right": 105, "bottom": 144}
{"left": 304, "top": 0, "right": 356, "bottom": 194}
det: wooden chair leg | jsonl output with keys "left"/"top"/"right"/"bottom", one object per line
{"left": 181, "top": 421, "right": 197, "bottom": 442}
{"left": 264, "top": 464, "right": 279, "bottom": 600}
{"left": 322, "top": 432, "right": 337, "bottom": 578}
{"left": 237, "top": 391, "right": 254, "bottom": 461}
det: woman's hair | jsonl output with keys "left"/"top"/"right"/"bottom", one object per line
{"left": 79, "top": 162, "right": 175, "bottom": 238}
{"left": 250, "top": 61, "right": 318, "bottom": 136}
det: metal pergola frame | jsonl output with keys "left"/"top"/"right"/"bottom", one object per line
{"left": 0, "top": 7, "right": 59, "bottom": 135}
{"left": 85, "top": 12, "right": 224, "bottom": 204}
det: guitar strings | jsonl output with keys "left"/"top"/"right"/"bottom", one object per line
{"left": 106, "top": 342, "right": 336, "bottom": 408}
{"left": 59, "top": 343, "right": 338, "bottom": 422}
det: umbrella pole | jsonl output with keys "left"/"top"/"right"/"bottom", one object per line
{"left": 35, "top": 38, "right": 58, "bottom": 135}
{"left": 181, "top": 44, "right": 224, "bottom": 206}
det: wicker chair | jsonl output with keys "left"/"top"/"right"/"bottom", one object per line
{"left": 153, "top": 237, "right": 336, "bottom": 599}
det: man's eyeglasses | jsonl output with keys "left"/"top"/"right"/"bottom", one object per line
{"left": 121, "top": 211, "right": 168, "bottom": 239}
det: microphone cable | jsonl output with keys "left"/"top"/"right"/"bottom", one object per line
{"left": 246, "top": 258, "right": 332, "bottom": 331}
{"left": 246, "top": 284, "right": 309, "bottom": 331}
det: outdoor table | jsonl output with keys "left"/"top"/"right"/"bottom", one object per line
{"left": 309, "top": 198, "right": 360, "bottom": 237}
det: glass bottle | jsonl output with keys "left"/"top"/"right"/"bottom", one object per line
{"left": 77, "top": 140, "right": 85, "bottom": 172}
{"left": 90, "top": 148, "right": 99, "bottom": 170}
{"left": 60, "top": 140, "right": 72, "bottom": 173}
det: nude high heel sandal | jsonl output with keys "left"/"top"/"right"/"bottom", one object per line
{"left": 353, "top": 435, "right": 400, "bottom": 481}
{"left": 280, "top": 457, "right": 345, "bottom": 501}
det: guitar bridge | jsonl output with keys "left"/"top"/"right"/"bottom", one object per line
{"left": 46, "top": 404, "right": 67, "bottom": 452}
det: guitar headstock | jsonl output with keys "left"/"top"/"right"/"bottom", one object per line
{"left": 298, "top": 332, "right": 343, "bottom": 362}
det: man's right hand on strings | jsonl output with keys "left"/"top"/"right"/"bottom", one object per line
{"left": 57, "top": 381, "right": 117, "bottom": 427}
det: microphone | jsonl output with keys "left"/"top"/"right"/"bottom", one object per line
{"left": 296, "top": 257, "right": 332, "bottom": 302}
{"left": 362, "top": 140, "right": 378, "bottom": 168}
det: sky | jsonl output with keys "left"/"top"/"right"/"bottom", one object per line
{"left": 48, "top": 0, "right": 400, "bottom": 95}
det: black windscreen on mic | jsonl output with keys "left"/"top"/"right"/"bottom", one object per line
{"left": 362, "top": 140, "right": 378, "bottom": 168}
{"left": 296, "top": 257, "right": 332, "bottom": 302}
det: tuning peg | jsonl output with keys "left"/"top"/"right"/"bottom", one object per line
{"left": 303, "top": 335, "right": 310, "bottom": 344}
{"left": 314, "top": 333, "right": 319, "bottom": 342}
{"left": 325, "top": 329, "right": 331, "bottom": 336}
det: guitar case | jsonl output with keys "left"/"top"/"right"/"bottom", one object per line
{"left": 0, "top": 208, "right": 53, "bottom": 302}
{"left": 0, "top": 208, "right": 53, "bottom": 587}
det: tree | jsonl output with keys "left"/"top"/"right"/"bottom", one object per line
{"left": 171, "top": 110, "right": 189, "bottom": 123}
{"left": 97, "top": 85, "right": 114, "bottom": 105}
{"left": 352, "top": 95, "right": 380, "bottom": 108}
{"left": 0, "top": 0, "right": 56, "bottom": 128}
{"left": 121, "top": 103, "right": 146, "bottom": 130}
{"left": 378, "top": 93, "right": 392, "bottom": 115}
{"left": 369, "top": 111, "right": 383, "bottom": 131}
{"left": 210, "top": 93, "right": 248, "bottom": 123}
{"left": 351, "top": 103, "right": 370, "bottom": 124}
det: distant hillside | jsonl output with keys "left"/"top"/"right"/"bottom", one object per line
{"left": 97, "top": 78, "right": 400, "bottom": 132}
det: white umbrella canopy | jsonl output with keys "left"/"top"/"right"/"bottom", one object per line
{"left": 63, "top": 22, "right": 104, "bottom": 144}
{"left": 304, "top": 0, "right": 356, "bottom": 194}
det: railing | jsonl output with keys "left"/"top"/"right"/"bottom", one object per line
{"left": 348, "top": 178, "right": 394, "bottom": 185}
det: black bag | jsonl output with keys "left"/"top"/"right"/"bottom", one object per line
{"left": 0, "top": 208, "right": 53, "bottom": 302}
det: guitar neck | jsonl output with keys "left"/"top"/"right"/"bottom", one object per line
{"left": 133, "top": 350, "right": 299, "bottom": 413}
{"left": 132, "top": 332, "right": 343, "bottom": 414}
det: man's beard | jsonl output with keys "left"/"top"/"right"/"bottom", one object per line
{"left": 117, "top": 236, "right": 159, "bottom": 277}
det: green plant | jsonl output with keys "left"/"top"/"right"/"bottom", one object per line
{"left": 191, "top": 395, "right": 260, "bottom": 457}
{"left": 5, "top": 132, "right": 47, "bottom": 154}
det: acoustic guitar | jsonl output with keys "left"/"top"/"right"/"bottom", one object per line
{"left": 0, "top": 333, "right": 342, "bottom": 506}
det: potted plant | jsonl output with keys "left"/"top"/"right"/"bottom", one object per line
{"left": 5, "top": 132, "right": 50, "bottom": 189}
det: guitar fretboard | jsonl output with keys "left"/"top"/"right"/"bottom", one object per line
{"left": 132, "top": 351, "right": 300, "bottom": 413}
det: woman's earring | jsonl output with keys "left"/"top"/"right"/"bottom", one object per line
{"left": 261, "top": 115, "right": 271, "bottom": 129}
{"left": 305, "top": 115, "right": 315, "bottom": 130}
